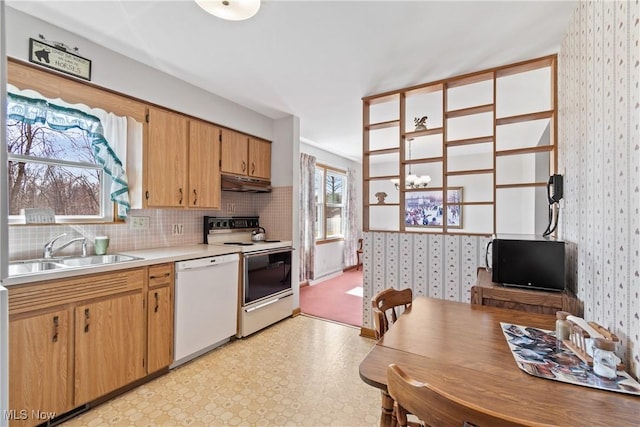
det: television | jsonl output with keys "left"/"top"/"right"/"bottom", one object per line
{"left": 489, "top": 235, "right": 566, "bottom": 291}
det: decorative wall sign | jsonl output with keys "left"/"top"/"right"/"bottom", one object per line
{"left": 29, "top": 38, "right": 92, "bottom": 81}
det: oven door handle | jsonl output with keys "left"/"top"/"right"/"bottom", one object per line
{"left": 243, "top": 247, "right": 294, "bottom": 258}
{"left": 244, "top": 292, "right": 293, "bottom": 313}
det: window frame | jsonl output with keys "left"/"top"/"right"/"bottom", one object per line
{"left": 6, "top": 117, "right": 114, "bottom": 225}
{"left": 315, "top": 164, "right": 347, "bottom": 243}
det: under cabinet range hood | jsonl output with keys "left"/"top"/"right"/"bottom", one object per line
{"left": 221, "top": 174, "right": 272, "bottom": 193}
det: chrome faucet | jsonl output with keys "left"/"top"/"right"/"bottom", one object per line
{"left": 43, "top": 233, "right": 87, "bottom": 258}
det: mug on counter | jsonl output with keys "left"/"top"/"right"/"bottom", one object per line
{"left": 94, "top": 236, "right": 110, "bottom": 255}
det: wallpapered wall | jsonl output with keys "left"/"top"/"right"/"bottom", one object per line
{"left": 361, "top": 233, "right": 490, "bottom": 329}
{"left": 558, "top": 0, "right": 640, "bottom": 379}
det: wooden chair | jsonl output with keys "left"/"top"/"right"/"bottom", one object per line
{"left": 371, "top": 287, "right": 413, "bottom": 340}
{"left": 371, "top": 287, "right": 414, "bottom": 427}
{"left": 387, "top": 364, "right": 526, "bottom": 427}
{"left": 356, "top": 238, "right": 363, "bottom": 270}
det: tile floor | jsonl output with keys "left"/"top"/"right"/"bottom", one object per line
{"left": 62, "top": 316, "right": 381, "bottom": 427}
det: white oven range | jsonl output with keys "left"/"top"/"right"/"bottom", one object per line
{"left": 204, "top": 216, "right": 293, "bottom": 337}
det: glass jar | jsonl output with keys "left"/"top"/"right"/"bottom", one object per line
{"left": 555, "top": 311, "right": 570, "bottom": 341}
{"left": 593, "top": 338, "right": 617, "bottom": 379}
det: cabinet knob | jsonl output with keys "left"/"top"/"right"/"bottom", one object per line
{"left": 193, "top": 189, "right": 198, "bottom": 205}
{"left": 178, "top": 188, "right": 183, "bottom": 205}
{"left": 241, "top": 161, "right": 246, "bottom": 172}
{"left": 154, "top": 292, "right": 160, "bottom": 313}
{"left": 251, "top": 163, "right": 255, "bottom": 174}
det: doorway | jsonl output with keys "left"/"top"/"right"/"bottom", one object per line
{"left": 300, "top": 268, "right": 363, "bottom": 327}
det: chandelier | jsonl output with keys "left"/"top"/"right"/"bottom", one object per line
{"left": 390, "top": 137, "right": 431, "bottom": 189}
{"left": 194, "top": 0, "right": 261, "bottom": 21}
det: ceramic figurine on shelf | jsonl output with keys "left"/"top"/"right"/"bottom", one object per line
{"left": 414, "top": 116, "right": 428, "bottom": 131}
{"left": 374, "top": 192, "right": 387, "bottom": 204}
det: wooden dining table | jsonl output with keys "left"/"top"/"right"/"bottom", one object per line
{"left": 359, "top": 297, "right": 640, "bottom": 427}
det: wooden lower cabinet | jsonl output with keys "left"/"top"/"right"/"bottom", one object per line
{"left": 8, "top": 310, "right": 72, "bottom": 427}
{"left": 147, "top": 286, "right": 173, "bottom": 373}
{"left": 8, "top": 264, "right": 175, "bottom": 425}
{"left": 74, "top": 293, "right": 145, "bottom": 405}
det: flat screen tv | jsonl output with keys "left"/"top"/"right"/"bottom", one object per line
{"left": 489, "top": 235, "right": 566, "bottom": 291}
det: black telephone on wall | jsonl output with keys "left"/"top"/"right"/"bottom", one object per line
{"left": 547, "top": 174, "right": 563, "bottom": 204}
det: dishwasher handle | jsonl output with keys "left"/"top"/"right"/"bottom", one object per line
{"left": 175, "top": 253, "right": 239, "bottom": 271}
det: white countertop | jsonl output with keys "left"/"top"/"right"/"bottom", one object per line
{"left": 3, "top": 244, "right": 241, "bottom": 287}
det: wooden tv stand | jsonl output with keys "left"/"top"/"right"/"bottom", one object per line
{"left": 471, "top": 268, "right": 582, "bottom": 316}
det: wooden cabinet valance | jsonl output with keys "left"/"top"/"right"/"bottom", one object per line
{"left": 8, "top": 59, "right": 146, "bottom": 122}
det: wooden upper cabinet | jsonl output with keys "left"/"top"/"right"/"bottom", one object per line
{"left": 9, "top": 310, "right": 72, "bottom": 427}
{"left": 220, "top": 128, "right": 249, "bottom": 176}
{"left": 248, "top": 137, "right": 271, "bottom": 180}
{"left": 221, "top": 129, "right": 272, "bottom": 180}
{"left": 146, "top": 107, "right": 188, "bottom": 207}
{"left": 188, "top": 120, "right": 221, "bottom": 209}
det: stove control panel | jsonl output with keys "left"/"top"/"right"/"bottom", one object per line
{"left": 203, "top": 216, "right": 260, "bottom": 242}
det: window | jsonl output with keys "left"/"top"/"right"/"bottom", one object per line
{"left": 4, "top": 88, "right": 130, "bottom": 223}
{"left": 315, "top": 165, "right": 347, "bottom": 241}
{"left": 7, "top": 118, "right": 111, "bottom": 222}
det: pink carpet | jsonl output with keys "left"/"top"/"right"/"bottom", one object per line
{"left": 300, "top": 269, "right": 363, "bottom": 327}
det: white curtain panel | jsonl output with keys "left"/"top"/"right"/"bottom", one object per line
{"left": 343, "top": 167, "right": 358, "bottom": 268}
{"left": 299, "top": 153, "right": 316, "bottom": 282}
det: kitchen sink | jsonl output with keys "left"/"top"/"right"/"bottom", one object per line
{"left": 8, "top": 260, "right": 68, "bottom": 276}
{"left": 57, "top": 254, "right": 140, "bottom": 267}
{"left": 8, "top": 254, "right": 142, "bottom": 276}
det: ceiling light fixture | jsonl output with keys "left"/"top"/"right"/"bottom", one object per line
{"left": 194, "top": 0, "right": 261, "bottom": 21}
{"left": 390, "top": 138, "right": 431, "bottom": 190}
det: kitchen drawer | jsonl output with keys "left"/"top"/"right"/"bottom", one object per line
{"left": 148, "top": 263, "right": 174, "bottom": 289}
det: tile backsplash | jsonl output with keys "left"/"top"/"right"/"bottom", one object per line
{"left": 8, "top": 187, "right": 293, "bottom": 261}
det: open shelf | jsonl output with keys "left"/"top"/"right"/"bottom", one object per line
{"left": 363, "top": 55, "right": 557, "bottom": 235}
{"left": 446, "top": 135, "right": 493, "bottom": 147}
{"left": 365, "top": 119, "right": 400, "bottom": 130}
{"left": 495, "top": 110, "right": 553, "bottom": 126}
{"left": 445, "top": 104, "right": 494, "bottom": 118}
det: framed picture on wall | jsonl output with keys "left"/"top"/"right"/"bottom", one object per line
{"left": 404, "top": 187, "right": 463, "bottom": 228}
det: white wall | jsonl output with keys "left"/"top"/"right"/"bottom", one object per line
{"left": 5, "top": 7, "right": 274, "bottom": 141}
{"left": 300, "top": 142, "right": 362, "bottom": 277}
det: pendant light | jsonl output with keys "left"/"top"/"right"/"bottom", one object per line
{"left": 194, "top": 0, "right": 261, "bottom": 21}
{"left": 390, "top": 138, "right": 431, "bottom": 189}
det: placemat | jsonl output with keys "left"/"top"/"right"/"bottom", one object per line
{"left": 500, "top": 323, "right": 640, "bottom": 396}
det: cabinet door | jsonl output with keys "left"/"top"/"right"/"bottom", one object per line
{"left": 220, "top": 128, "right": 248, "bottom": 176}
{"left": 248, "top": 138, "right": 271, "bottom": 180}
{"left": 189, "top": 120, "right": 221, "bottom": 209}
{"left": 9, "top": 310, "right": 72, "bottom": 427}
{"left": 74, "top": 293, "right": 145, "bottom": 406}
{"left": 146, "top": 107, "right": 188, "bottom": 207}
{"left": 147, "top": 286, "right": 173, "bottom": 373}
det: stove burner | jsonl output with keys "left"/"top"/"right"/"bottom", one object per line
{"left": 223, "top": 242, "right": 254, "bottom": 246}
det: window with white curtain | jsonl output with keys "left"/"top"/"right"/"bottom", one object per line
{"left": 315, "top": 164, "right": 347, "bottom": 241}
{"left": 6, "top": 86, "right": 131, "bottom": 223}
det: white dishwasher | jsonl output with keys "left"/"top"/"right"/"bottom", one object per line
{"left": 171, "top": 253, "right": 239, "bottom": 368}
